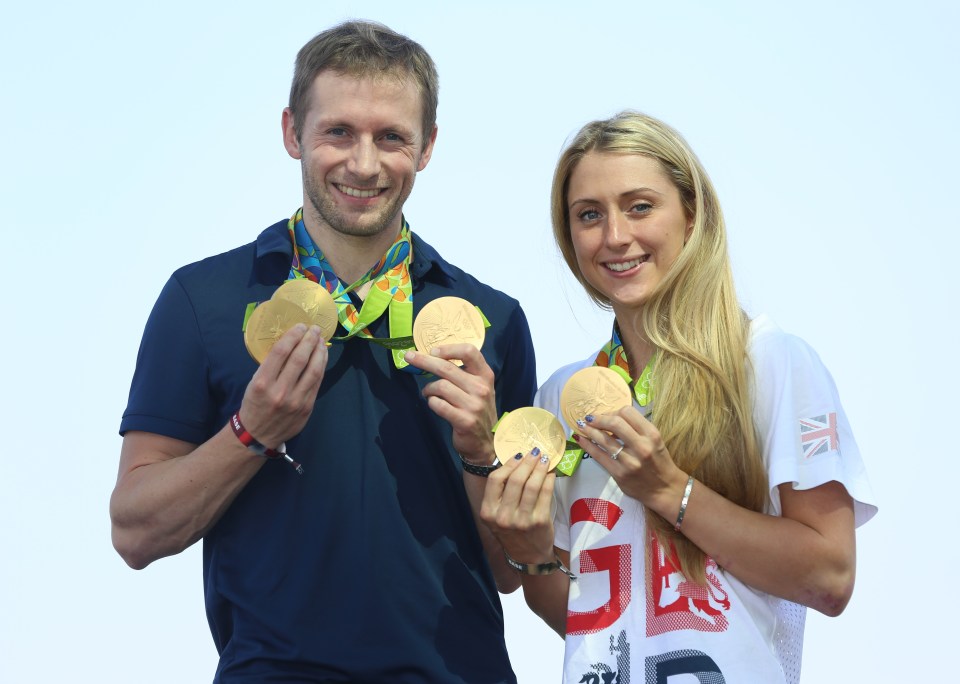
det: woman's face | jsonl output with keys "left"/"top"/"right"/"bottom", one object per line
{"left": 567, "top": 151, "right": 692, "bottom": 315}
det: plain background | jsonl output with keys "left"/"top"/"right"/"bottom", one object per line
{"left": 2, "top": 1, "right": 957, "bottom": 681}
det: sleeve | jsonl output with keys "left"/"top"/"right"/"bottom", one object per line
{"left": 493, "top": 303, "right": 538, "bottom": 414}
{"left": 119, "top": 274, "right": 216, "bottom": 444}
{"left": 751, "top": 331, "right": 878, "bottom": 528}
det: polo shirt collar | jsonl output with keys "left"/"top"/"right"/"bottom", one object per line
{"left": 253, "top": 216, "right": 457, "bottom": 285}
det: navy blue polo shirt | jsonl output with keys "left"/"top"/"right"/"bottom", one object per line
{"left": 121, "top": 219, "right": 537, "bottom": 683}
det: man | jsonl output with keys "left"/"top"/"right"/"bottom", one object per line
{"left": 111, "top": 20, "right": 536, "bottom": 683}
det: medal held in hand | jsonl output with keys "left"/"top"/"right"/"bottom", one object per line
{"left": 559, "top": 365, "right": 632, "bottom": 432}
{"left": 271, "top": 279, "right": 339, "bottom": 341}
{"left": 493, "top": 407, "right": 566, "bottom": 472}
{"left": 243, "top": 299, "right": 315, "bottom": 364}
{"left": 413, "top": 296, "right": 486, "bottom": 365}
{"left": 243, "top": 280, "right": 338, "bottom": 363}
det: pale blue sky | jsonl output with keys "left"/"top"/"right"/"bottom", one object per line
{"left": 2, "top": 1, "right": 957, "bottom": 681}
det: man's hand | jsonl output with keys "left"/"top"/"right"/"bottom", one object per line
{"left": 239, "top": 323, "right": 329, "bottom": 448}
{"left": 403, "top": 344, "right": 498, "bottom": 463}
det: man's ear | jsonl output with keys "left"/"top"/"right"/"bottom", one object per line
{"left": 281, "top": 107, "right": 302, "bottom": 160}
{"left": 416, "top": 124, "right": 438, "bottom": 172}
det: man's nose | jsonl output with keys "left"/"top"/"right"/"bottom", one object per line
{"left": 348, "top": 137, "right": 380, "bottom": 178}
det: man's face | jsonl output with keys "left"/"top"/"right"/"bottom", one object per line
{"left": 283, "top": 70, "right": 436, "bottom": 241}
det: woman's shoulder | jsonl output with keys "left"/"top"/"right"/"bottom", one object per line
{"left": 748, "top": 314, "right": 827, "bottom": 374}
{"left": 534, "top": 353, "right": 598, "bottom": 414}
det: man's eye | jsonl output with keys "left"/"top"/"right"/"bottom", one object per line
{"left": 328, "top": 128, "right": 347, "bottom": 136}
{"left": 383, "top": 133, "right": 403, "bottom": 142}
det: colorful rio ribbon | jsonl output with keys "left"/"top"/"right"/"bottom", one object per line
{"left": 286, "top": 207, "right": 419, "bottom": 371}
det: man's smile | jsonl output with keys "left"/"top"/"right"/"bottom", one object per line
{"left": 334, "top": 183, "right": 386, "bottom": 199}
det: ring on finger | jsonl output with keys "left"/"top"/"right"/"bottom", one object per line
{"left": 609, "top": 444, "right": 624, "bottom": 460}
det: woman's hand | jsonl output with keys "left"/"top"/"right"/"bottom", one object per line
{"left": 480, "top": 448, "right": 558, "bottom": 564}
{"left": 572, "top": 406, "right": 689, "bottom": 518}
{"left": 574, "top": 406, "right": 856, "bottom": 615}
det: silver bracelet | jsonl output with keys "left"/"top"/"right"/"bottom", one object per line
{"left": 674, "top": 475, "right": 695, "bottom": 532}
{"left": 504, "top": 550, "right": 576, "bottom": 580}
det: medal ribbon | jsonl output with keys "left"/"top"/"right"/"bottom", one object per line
{"left": 287, "top": 208, "right": 417, "bottom": 371}
{"left": 594, "top": 322, "right": 654, "bottom": 408}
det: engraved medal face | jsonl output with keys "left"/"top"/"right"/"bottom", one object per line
{"left": 413, "top": 296, "right": 485, "bottom": 364}
{"left": 493, "top": 407, "right": 566, "bottom": 471}
{"left": 243, "top": 298, "right": 314, "bottom": 364}
{"left": 272, "top": 279, "right": 339, "bottom": 341}
{"left": 559, "top": 366, "right": 632, "bottom": 431}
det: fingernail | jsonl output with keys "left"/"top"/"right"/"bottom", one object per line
{"left": 585, "top": 415, "right": 595, "bottom": 423}
{"left": 514, "top": 453, "right": 523, "bottom": 460}
{"left": 572, "top": 434, "right": 581, "bottom": 442}
{"left": 531, "top": 447, "right": 541, "bottom": 457}
{"left": 575, "top": 419, "right": 586, "bottom": 428}
{"left": 539, "top": 455, "right": 549, "bottom": 465}
{"left": 404, "top": 351, "right": 416, "bottom": 362}
{"left": 294, "top": 323, "right": 308, "bottom": 333}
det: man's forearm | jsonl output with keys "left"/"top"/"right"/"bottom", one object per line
{"left": 110, "top": 426, "right": 265, "bottom": 569}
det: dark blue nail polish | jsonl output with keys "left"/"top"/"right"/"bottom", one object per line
{"left": 531, "top": 447, "right": 541, "bottom": 456}
{"left": 514, "top": 452, "right": 523, "bottom": 460}
{"left": 585, "top": 415, "right": 595, "bottom": 423}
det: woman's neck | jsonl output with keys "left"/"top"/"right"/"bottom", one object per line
{"left": 613, "top": 307, "right": 655, "bottom": 379}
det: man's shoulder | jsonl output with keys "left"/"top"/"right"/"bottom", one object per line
{"left": 170, "top": 219, "right": 290, "bottom": 290}
{"left": 412, "top": 232, "right": 522, "bottom": 312}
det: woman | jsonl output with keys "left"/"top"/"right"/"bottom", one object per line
{"left": 482, "top": 111, "right": 876, "bottom": 683}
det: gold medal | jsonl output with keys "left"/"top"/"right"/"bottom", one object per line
{"left": 493, "top": 407, "right": 567, "bottom": 471}
{"left": 272, "top": 279, "right": 338, "bottom": 341}
{"left": 413, "top": 296, "right": 485, "bottom": 363}
{"left": 559, "top": 366, "right": 632, "bottom": 431}
{"left": 243, "top": 299, "right": 314, "bottom": 364}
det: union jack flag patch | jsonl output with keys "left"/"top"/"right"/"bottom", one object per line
{"left": 799, "top": 413, "right": 839, "bottom": 458}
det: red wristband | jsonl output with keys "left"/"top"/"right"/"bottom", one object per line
{"left": 229, "top": 412, "right": 283, "bottom": 459}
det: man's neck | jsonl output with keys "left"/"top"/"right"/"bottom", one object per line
{"left": 301, "top": 211, "right": 404, "bottom": 287}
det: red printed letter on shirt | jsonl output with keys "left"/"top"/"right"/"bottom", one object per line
{"left": 566, "top": 498, "right": 632, "bottom": 636}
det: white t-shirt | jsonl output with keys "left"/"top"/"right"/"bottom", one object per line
{"left": 538, "top": 315, "right": 877, "bottom": 684}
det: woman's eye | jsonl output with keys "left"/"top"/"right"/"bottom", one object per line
{"left": 631, "top": 202, "right": 652, "bottom": 213}
{"left": 578, "top": 209, "right": 601, "bottom": 221}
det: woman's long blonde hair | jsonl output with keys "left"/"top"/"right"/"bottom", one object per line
{"left": 551, "top": 111, "right": 768, "bottom": 582}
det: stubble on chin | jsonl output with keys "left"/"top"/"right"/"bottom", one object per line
{"left": 302, "top": 171, "right": 409, "bottom": 239}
